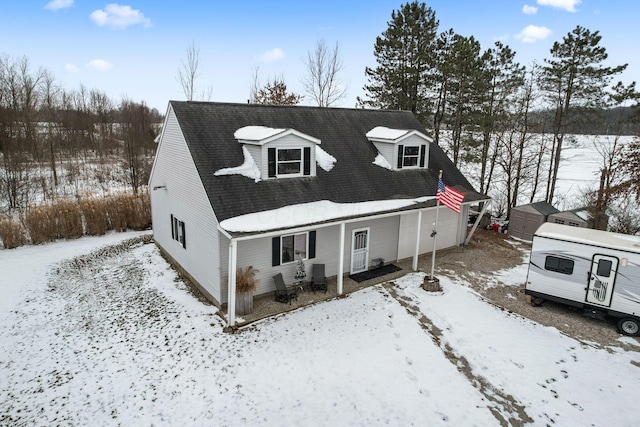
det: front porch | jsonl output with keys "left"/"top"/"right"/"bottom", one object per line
{"left": 223, "top": 253, "right": 442, "bottom": 327}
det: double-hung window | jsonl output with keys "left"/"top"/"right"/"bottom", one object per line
{"left": 281, "top": 232, "right": 307, "bottom": 264}
{"left": 170, "top": 214, "right": 186, "bottom": 249}
{"left": 277, "top": 148, "right": 302, "bottom": 176}
{"left": 402, "top": 146, "right": 420, "bottom": 167}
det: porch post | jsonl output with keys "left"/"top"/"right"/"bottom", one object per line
{"left": 412, "top": 210, "right": 422, "bottom": 271}
{"left": 337, "top": 222, "right": 345, "bottom": 295}
{"left": 228, "top": 239, "right": 237, "bottom": 327}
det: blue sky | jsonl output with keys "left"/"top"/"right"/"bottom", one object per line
{"left": 1, "top": 0, "right": 638, "bottom": 112}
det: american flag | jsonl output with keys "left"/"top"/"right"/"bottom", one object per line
{"left": 437, "top": 177, "right": 464, "bottom": 213}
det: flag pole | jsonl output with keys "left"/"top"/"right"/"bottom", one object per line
{"left": 429, "top": 170, "right": 442, "bottom": 281}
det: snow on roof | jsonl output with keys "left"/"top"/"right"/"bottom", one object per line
{"left": 219, "top": 196, "right": 435, "bottom": 232}
{"left": 214, "top": 146, "right": 261, "bottom": 182}
{"left": 316, "top": 146, "right": 336, "bottom": 172}
{"left": 373, "top": 153, "right": 392, "bottom": 170}
{"left": 366, "top": 126, "right": 410, "bottom": 141}
{"left": 234, "top": 126, "right": 286, "bottom": 141}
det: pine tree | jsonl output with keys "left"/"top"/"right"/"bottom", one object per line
{"left": 541, "top": 26, "right": 627, "bottom": 204}
{"left": 359, "top": 1, "right": 439, "bottom": 123}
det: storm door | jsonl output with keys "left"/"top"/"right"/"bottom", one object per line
{"left": 350, "top": 228, "right": 370, "bottom": 275}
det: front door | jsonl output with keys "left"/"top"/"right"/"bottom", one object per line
{"left": 585, "top": 254, "right": 619, "bottom": 306}
{"left": 351, "top": 228, "right": 370, "bottom": 274}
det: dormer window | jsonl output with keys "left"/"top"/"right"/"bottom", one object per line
{"left": 400, "top": 145, "right": 421, "bottom": 168}
{"left": 366, "top": 126, "right": 433, "bottom": 171}
{"left": 277, "top": 148, "right": 303, "bottom": 176}
{"left": 234, "top": 126, "right": 320, "bottom": 180}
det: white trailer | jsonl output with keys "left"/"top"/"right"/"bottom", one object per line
{"left": 525, "top": 222, "right": 640, "bottom": 336}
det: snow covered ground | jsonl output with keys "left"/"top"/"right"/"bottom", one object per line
{"left": 1, "top": 232, "right": 639, "bottom": 426}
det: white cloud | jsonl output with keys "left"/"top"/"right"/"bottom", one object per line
{"left": 537, "top": 0, "right": 581, "bottom": 12}
{"left": 86, "top": 59, "right": 114, "bottom": 72}
{"left": 64, "top": 63, "right": 79, "bottom": 73}
{"left": 90, "top": 3, "right": 152, "bottom": 29}
{"left": 259, "top": 48, "right": 285, "bottom": 62}
{"left": 44, "top": 0, "right": 73, "bottom": 10}
{"left": 515, "top": 25, "right": 552, "bottom": 43}
{"left": 522, "top": 5, "right": 538, "bottom": 14}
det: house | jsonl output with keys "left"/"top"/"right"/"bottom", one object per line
{"left": 508, "top": 201, "right": 560, "bottom": 241}
{"left": 149, "top": 101, "right": 489, "bottom": 326}
{"left": 547, "top": 207, "right": 608, "bottom": 230}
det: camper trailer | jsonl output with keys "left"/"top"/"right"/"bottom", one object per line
{"left": 525, "top": 223, "right": 640, "bottom": 336}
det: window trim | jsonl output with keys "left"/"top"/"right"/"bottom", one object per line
{"left": 396, "top": 144, "right": 426, "bottom": 169}
{"left": 402, "top": 145, "right": 420, "bottom": 168}
{"left": 276, "top": 147, "right": 303, "bottom": 177}
{"left": 280, "top": 231, "right": 309, "bottom": 265}
{"left": 170, "top": 214, "right": 186, "bottom": 249}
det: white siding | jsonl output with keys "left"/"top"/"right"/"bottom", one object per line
{"left": 149, "top": 105, "right": 222, "bottom": 304}
{"left": 244, "top": 144, "right": 262, "bottom": 170}
{"left": 372, "top": 141, "right": 394, "bottom": 167}
{"left": 397, "top": 207, "right": 459, "bottom": 260}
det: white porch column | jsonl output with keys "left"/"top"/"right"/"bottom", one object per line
{"left": 337, "top": 222, "right": 345, "bottom": 295}
{"left": 412, "top": 210, "right": 422, "bottom": 271}
{"left": 227, "top": 239, "right": 237, "bottom": 327}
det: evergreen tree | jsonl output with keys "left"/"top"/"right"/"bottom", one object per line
{"left": 541, "top": 26, "right": 627, "bottom": 204}
{"left": 253, "top": 76, "right": 302, "bottom": 106}
{"left": 359, "top": 1, "right": 439, "bottom": 123}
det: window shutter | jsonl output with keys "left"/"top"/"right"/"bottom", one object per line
{"left": 181, "top": 221, "right": 186, "bottom": 249}
{"left": 303, "top": 147, "right": 311, "bottom": 175}
{"left": 268, "top": 148, "right": 276, "bottom": 177}
{"left": 272, "top": 236, "right": 281, "bottom": 266}
{"left": 397, "top": 145, "right": 403, "bottom": 169}
{"left": 419, "top": 144, "right": 426, "bottom": 167}
{"left": 308, "top": 230, "right": 316, "bottom": 259}
{"left": 171, "top": 214, "right": 174, "bottom": 240}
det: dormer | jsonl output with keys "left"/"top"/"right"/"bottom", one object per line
{"left": 366, "top": 126, "right": 432, "bottom": 170}
{"left": 234, "top": 126, "right": 321, "bottom": 180}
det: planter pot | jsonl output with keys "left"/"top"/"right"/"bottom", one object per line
{"left": 236, "top": 292, "right": 254, "bottom": 316}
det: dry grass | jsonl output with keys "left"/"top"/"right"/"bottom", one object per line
{"left": 106, "top": 191, "right": 151, "bottom": 232}
{"left": 80, "top": 196, "right": 109, "bottom": 236}
{"left": 22, "top": 205, "right": 58, "bottom": 245}
{"left": 55, "top": 199, "right": 83, "bottom": 240}
{"left": 0, "top": 216, "right": 26, "bottom": 249}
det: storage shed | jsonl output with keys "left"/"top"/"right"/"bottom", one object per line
{"left": 507, "top": 201, "right": 559, "bottom": 241}
{"left": 547, "top": 209, "right": 588, "bottom": 228}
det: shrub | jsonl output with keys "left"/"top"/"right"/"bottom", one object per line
{"left": 105, "top": 191, "right": 151, "bottom": 232}
{"left": 0, "top": 216, "right": 26, "bottom": 249}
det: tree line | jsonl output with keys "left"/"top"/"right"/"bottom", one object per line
{"left": 0, "top": 54, "right": 162, "bottom": 212}
{"left": 357, "top": 2, "right": 639, "bottom": 232}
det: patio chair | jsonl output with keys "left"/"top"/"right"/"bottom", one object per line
{"left": 311, "top": 263, "right": 327, "bottom": 293}
{"left": 273, "top": 273, "right": 298, "bottom": 304}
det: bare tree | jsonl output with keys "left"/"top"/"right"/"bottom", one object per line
{"left": 177, "top": 41, "right": 201, "bottom": 101}
{"left": 302, "top": 39, "right": 347, "bottom": 107}
{"left": 249, "top": 66, "right": 261, "bottom": 104}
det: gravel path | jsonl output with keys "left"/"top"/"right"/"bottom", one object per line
{"left": 437, "top": 229, "right": 638, "bottom": 351}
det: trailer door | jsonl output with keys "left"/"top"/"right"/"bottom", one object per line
{"left": 585, "top": 254, "right": 618, "bottom": 307}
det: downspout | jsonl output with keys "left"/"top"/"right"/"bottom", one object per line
{"left": 412, "top": 210, "right": 422, "bottom": 271}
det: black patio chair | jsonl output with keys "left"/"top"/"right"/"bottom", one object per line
{"left": 311, "top": 263, "right": 327, "bottom": 293}
{"left": 273, "top": 273, "right": 298, "bottom": 304}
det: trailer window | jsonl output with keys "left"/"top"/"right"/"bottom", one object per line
{"left": 596, "top": 259, "right": 613, "bottom": 277}
{"left": 544, "top": 256, "right": 574, "bottom": 275}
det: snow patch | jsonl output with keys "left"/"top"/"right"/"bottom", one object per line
{"left": 234, "top": 125, "right": 285, "bottom": 141}
{"left": 214, "top": 146, "right": 261, "bottom": 182}
{"left": 220, "top": 196, "right": 434, "bottom": 232}
{"left": 366, "top": 126, "right": 409, "bottom": 141}
{"left": 315, "top": 146, "right": 336, "bottom": 171}
{"left": 373, "top": 153, "right": 392, "bottom": 170}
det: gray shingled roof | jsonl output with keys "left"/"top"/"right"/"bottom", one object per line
{"left": 170, "top": 101, "right": 488, "bottom": 224}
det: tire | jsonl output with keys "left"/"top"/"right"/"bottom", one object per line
{"left": 617, "top": 318, "right": 640, "bottom": 336}
{"left": 532, "top": 297, "right": 545, "bottom": 307}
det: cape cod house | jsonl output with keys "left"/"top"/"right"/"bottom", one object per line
{"left": 149, "top": 101, "right": 489, "bottom": 326}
